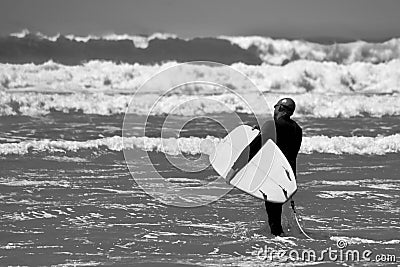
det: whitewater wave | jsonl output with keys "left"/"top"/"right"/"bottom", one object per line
{"left": 0, "top": 92, "right": 239, "bottom": 116}
{"left": 0, "top": 136, "right": 218, "bottom": 156}
{"left": 1, "top": 91, "right": 399, "bottom": 118}
{"left": 1, "top": 134, "right": 399, "bottom": 156}
{"left": 301, "top": 134, "right": 400, "bottom": 155}
{"left": 1, "top": 57, "right": 400, "bottom": 118}
{"left": 6, "top": 30, "right": 400, "bottom": 65}
{"left": 1, "top": 60, "right": 399, "bottom": 95}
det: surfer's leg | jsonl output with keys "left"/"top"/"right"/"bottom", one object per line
{"left": 264, "top": 201, "right": 284, "bottom": 236}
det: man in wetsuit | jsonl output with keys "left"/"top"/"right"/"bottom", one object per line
{"left": 226, "top": 98, "right": 302, "bottom": 236}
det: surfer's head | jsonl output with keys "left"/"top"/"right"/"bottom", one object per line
{"left": 274, "top": 98, "right": 296, "bottom": 118}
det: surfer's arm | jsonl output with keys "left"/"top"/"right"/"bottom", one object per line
{"left": 260, "top": 120, "right": 276, "bottom": 146}
{"left": 225, "top": 167, "right": 237, "bottom": 184}
{"left": 227, "top": 121, "right": 274, "bottom": 184}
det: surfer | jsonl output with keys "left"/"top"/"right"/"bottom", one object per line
{"left": 226, "top": 98, "right": 302, "bottom": 236}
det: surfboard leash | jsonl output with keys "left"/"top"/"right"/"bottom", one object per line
{"left": 290, "top": 200, "right": 314, "bottom": 240}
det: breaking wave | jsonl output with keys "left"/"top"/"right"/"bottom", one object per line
{"left": 10, "top": 29, "right": 180, "bottom": 48}
{"left": 1, "top": 31, "right": 261, "bottom": 65}
{"left": 4, "top": 30, "right": 400, "bottom": 65}
{"left": 1, "top": 134, "right": 399, "bottom": 156}
{"left": 221, "top": 36, "right": 400, "bottom": 65}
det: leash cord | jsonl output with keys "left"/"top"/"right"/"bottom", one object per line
{"left": 291, "top": 201, "right": 314, "bottom": 240}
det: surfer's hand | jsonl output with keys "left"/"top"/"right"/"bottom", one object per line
{"left": 225, "top": 168, "right": 237, "bottom": 184}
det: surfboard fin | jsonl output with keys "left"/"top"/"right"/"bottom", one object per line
{"left": 284, "top": 168, "right": 292, "bottom": 181}
{"left": 260, "top": 191, "right": 267, "bottom": 201}
{"left": 281, "top": 188, "right": 288, "bottom": 199}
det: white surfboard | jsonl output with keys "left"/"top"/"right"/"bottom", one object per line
{"left": 210, "top": 125, "right": 297, "bottom": 203}
{"left": 209, "top": 125, "right": 260, "bottom": 178}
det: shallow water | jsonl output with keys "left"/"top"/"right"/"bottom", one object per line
{"left": 0, "top": 112, "right": 399, "bottom": 266}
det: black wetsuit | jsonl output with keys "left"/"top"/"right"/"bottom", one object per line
{"left": 265, "top": 115, "right": 302, "bottom": 236}
{"left": 232, "top": 116, "right": 302, "bottom": 236}
{"left": 274, "top": 116, "right": 302, "bottom": 174}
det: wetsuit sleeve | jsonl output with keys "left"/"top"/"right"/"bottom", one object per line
{"left": 231, "top": 134, "right": 260, "bottom": 171}
{"left": 231, "top": 120, "right": 276, "bottom": 171}
{"left": 260, "top": 119, "right": 276, "bottom": 146}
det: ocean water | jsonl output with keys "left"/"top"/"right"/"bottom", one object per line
{"left": 0, "top": 32, "right": 399, "bottom": 266}
{"left": 1, "top": 113, "right": 399, "bottom": 266}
